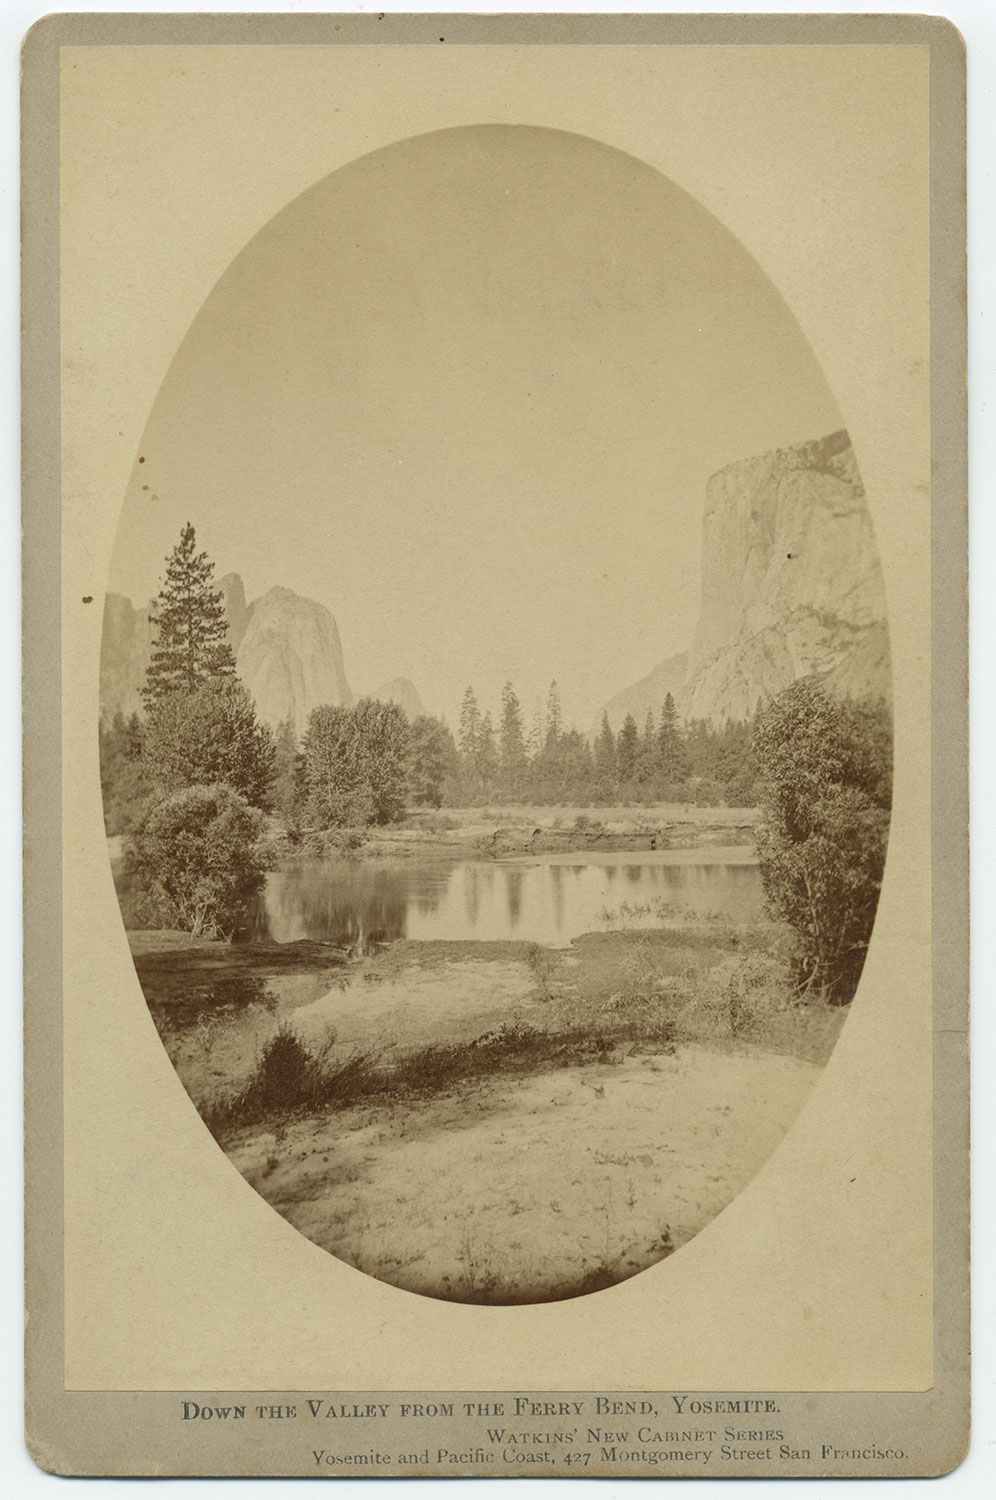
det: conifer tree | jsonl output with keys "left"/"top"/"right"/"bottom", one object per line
{"left": 635, "top": 708, "right": 659, "bottom": 786}
{"left": 594, "top": 712, "right": 617, "bottom": 785}
{"left": 545, "top": 680, "right": 563, "bottom": 748}
{"left": 458, "top": 686, "right": 482, "bottom": 765}
{"left": 617, "top": 713, "right": 639, "bottom": 784}
{"left": 528, "top": 700, "right": 545, "bottom": 760}
{"left": 658, "top": 692, "right": 689, "bottom": 784}
{"left": 477, "top": 711, "right": 500, "bottom": 790}
{"left": 143, "top": 522, "right": 235, "bottom": 703}
{"left": 499, "top": 681, "right": 528, "bottom": 795}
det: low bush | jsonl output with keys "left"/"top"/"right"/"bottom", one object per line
{"left": 299, "top": 826, "right": 368, "bottom": 858}
{"left": 125, "top": 782, "right": 272, "bottom": 939}
{"left": 206, "top": 1023, "right": 376, "bottom": 1130}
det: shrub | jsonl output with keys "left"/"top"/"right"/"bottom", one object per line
{"left": 206, "top": 1025, "right": 377, "bottom": 1129}
{"left": 712, "top": 951, "right": 791, "bottom": 1035}
{"left": 125, "top": 783, "right": 271, "bottom": 938}
{"left": 753, "top": 679, "right": 891, "bottom": 1002}
{"left": 300, "top": 826, "right": 368, "bottom": 858}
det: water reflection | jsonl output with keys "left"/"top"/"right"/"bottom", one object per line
{"left": 548, "top": 865, "right": 565, "bottom": 929}
{"left": 505, "top": 869, "right": 524, "bottom": 929}
{"left": 248, "top": 859, "right": 451, "bottom": 951}
{"left": 248, "top": 848, "right": 761, "bottom": 950}
{"left": 135, "top": 850, "right": 763, "bottom": 1107}
{"left": 147, "top": 972, "right": 276, "bottom": 1033}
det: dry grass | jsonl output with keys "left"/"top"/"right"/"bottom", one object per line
{"left": 201, "top": 914, "right": 845, "bottom": 1139}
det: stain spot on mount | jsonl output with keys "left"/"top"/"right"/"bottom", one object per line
{"left": 82, "top": 595, "right": 93, "bottom": 604}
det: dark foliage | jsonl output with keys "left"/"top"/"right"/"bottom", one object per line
{"left": 752, "top": 678, "right": 892, "bottom": 1002}
{"left": 301, "top": 697, "right": 410, "bottom": 828}
{"left": 143, "top": 522, "right": 236, "bottom": 702}
{"left": 98, "top": 710, "right": 149, "bottom": 835}
{"left": 125, "top": 783, "right": 272, "bottom": 939}
{"left": 143, "top": 678, "right": 275, "bottom": 811}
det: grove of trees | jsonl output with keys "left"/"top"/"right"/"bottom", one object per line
{"left": 116, "top": 524, "right": 276, "bottom": 938}
{"left": 435, "top": 685, "right": 757, "bottom": 807}
{"left": 104, "top": 525, "right": 892, "bottom": 982}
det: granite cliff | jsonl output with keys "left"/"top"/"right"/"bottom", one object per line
{"left": 100, "top": 594, "right": 154, "bottom": 721}
{"left": 228, "top": 586, "right": 353, "bottom": 733}
{"left": 100, "top": 577, "right": 353, "bottom": 733}
{"left": 218, "top": 572, "right": 250, "bottom": 655}
{"left": 683, "top": 430, "right": 889, "bottom": 722}
{"left": 598, "top": 430, "right": 889, "bottom": 727}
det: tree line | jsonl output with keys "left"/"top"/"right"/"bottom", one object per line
{"left": 450, "top": 680, "right": 759, "bottom": 807}
{"left": 104, "top": 523, "right": 892, "bottom": 1003}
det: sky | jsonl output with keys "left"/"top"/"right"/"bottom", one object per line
{"left": 107, "top": 124, "right": 842, "bottom": 731}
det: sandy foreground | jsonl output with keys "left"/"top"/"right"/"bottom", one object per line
{"left": 223, "top": 1040, "right": 817, "bottom": 1304}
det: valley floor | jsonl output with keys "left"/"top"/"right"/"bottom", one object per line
{"left": 223, "top": 1043, "right": 818, "bottom": 1304}
{"left": 118, "top": 802, "right": 847, "bottom": 1304}
{"left": 151, "top": 923, "right": 844, "bottom": 1305}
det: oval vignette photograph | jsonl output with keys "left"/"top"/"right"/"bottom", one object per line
{"left": 99, "top": 125, "right": 892, "bottom": 1306}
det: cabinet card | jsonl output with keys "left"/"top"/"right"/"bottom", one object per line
{"left": 22, "top": 11, "right": 968, "bottom": 1479}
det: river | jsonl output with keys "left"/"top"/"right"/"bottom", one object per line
{"left": 247, "top": 845, "right": 761, "bottom": 952}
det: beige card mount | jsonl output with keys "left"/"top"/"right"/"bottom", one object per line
{"left": 22, "top": 12, "right": 967, "bottom": 1479}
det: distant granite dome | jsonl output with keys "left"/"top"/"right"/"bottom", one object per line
{"left": 683, "top": 429, "right": 889, "bottom": 722}
{"left": 235, "top": 585, "right": 353, "bottom": 733}
{"left": 368, "top": 677, "right": 425, "bottom": 721}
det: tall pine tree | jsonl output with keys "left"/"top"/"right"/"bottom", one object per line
{"left": 143, "top": 522, "right": 236, "bottom": 703}
{"left": 459, "top": 686, "right": 482, "bottom": 765}
{"left": 594, "top": 712, "right": 617, "bottom": 786}
{"left": 477, "top": 711, "right": 500, "bottom": 790}
{"left": 617, "top": 713, "right": 639, "bottom": 784}
{"left": 545, "top": 680, "right": 563, "bottom": 748}
{"left": 658, "top": 692, "right": 688, "bottom": 784}
{"left": 499, "top": 681, "right": 527, "bottom": 796}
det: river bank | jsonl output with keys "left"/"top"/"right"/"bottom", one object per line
{"left": 111, "top": 809, "right": 850, "bottom": 1303}
{"left": 135, "top": 905, "right": 842, "bottom": 1303}
{"left": 221, "top": 1043, "right": 820, "bottom": 1304}
{"left": 338, "top": 802, "right": 761, "bottom": 861}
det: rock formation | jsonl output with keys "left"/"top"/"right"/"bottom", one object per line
{"left": 368, "top": 677, "right": 426, "bottom": 721}
{"left": 100, "top": 576, "right": 353, "bottom": 733}
{"left": 594, "top": 651, "right": 688, "bottom": 736}
{"left": 234, "top": 586, "right": 353, "bottom": 733}
{"left": 218, "top": 572, "right": 249, "bottom": 655}
{"left": 100, "top": 594, "right": 153, "bottom": 721}
{"left": 597, "top": 430, "right": 889, "bottom": 728}
{"left": 683, "top": 430, "right": 889, "bottom": 722}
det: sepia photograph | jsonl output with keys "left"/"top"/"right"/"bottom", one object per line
{"left": 21, "top": 10, "right": 970, "bottom": 1480}
{"left": 100, "top": 122, "right": 891, "bottom": 1306}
